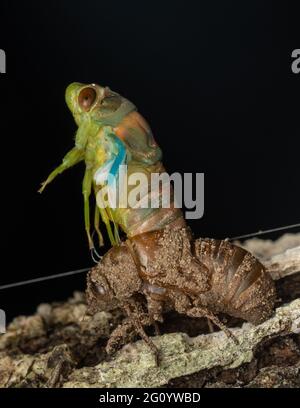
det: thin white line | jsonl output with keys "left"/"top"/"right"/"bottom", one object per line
{"left": 0, "top": 267, "right": 90, "bottom": 291}
{"left": 230, "top": 223, "right": 300, "bottom": 240}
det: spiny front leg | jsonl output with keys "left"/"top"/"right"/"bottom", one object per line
{"left": 106, "top": 302, "right": 158, "bottom": 357}
{"left": 106, "top": 317, "right": 136, "bottom": 355}
{"left": 39, "top": 147, "right": 84, "bottom": 193}
{"left": 124, "top": 300, "right": 160, "bottom": 364}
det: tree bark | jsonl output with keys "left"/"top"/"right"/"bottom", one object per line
{"left": 0, "top": 234, "right": 299, "bottom": 388}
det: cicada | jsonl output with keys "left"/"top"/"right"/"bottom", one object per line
{"left": 39, "top": 83, "right": 184, "bottom": 253}
{"left": 40, "top": 83, "right": 276, "bottom": 358}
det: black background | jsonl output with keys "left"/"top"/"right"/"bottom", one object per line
{"left": 0, "top": 1, "right": 299, "bottom": 321}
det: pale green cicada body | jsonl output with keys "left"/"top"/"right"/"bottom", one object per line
{"left": 39, "top": 83, "right": 184, "bottom": 257}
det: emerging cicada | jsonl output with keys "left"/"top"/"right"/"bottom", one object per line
{"left": 40, "top": 83, "right": 276, "bottom": 359}
{"left": 39, "top": 83, "right": 184, "bottom": 252}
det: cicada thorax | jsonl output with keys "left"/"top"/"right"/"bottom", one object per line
{"left": 193, "top": 238, "right": 276, "bottom": 324}
{"left": 128, "top": 227, "right": 210, "bottom": 297}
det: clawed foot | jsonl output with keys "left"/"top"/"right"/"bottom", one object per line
{"left": 38, "top": 180, "right": 48, "bottom": 193}
{"left": 105, "top": 305, "right": 161, "bottom": 365}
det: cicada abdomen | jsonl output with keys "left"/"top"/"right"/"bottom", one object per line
{"left": 194, "top": 238, "right": 276, "bottom": 324}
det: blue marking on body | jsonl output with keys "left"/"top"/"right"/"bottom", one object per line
{"left": 108, "top": 134, "right": 126, "bottom": 182}
{"left": 93, "top": 131, "right": 126, "bottom": 191}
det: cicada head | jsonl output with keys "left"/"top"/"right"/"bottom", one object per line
{"left": 86, "top": 243, "right": 142, "bottom": 314}
{"left": 86, "top": 266, "right": 118, "bottom": 314}
{"left": 65, "top": 82, "right": 133, "bottom": 127}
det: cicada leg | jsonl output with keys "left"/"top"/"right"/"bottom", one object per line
{"left": 94, "top": 183, "right": 119, "bottom": 246}
{"left": 124, "top": 301, "right": 160, "bottom": 365}
{"left": 106, "top": 317, "right": 136, "bottom": 355}
{"left": 82, "top": 167, "right": 94, "bottom": 249}
{"left": 94, "top": 206, "right": 104, "bottom": 248}
{"left": 186, "top": 306, "right": 239, "bottom": 345}
{"left": 99, "top": 207, "right": 116, "bottom": 246}
{"left": 106, "top": 207, "right": 121, "bottom": 245}
{"left": 38, "top": 147, "right": 84, "bottom": 193}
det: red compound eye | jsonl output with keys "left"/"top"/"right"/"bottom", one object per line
{"left": 78, "top": 87, "right": 97, "bottom": 111}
